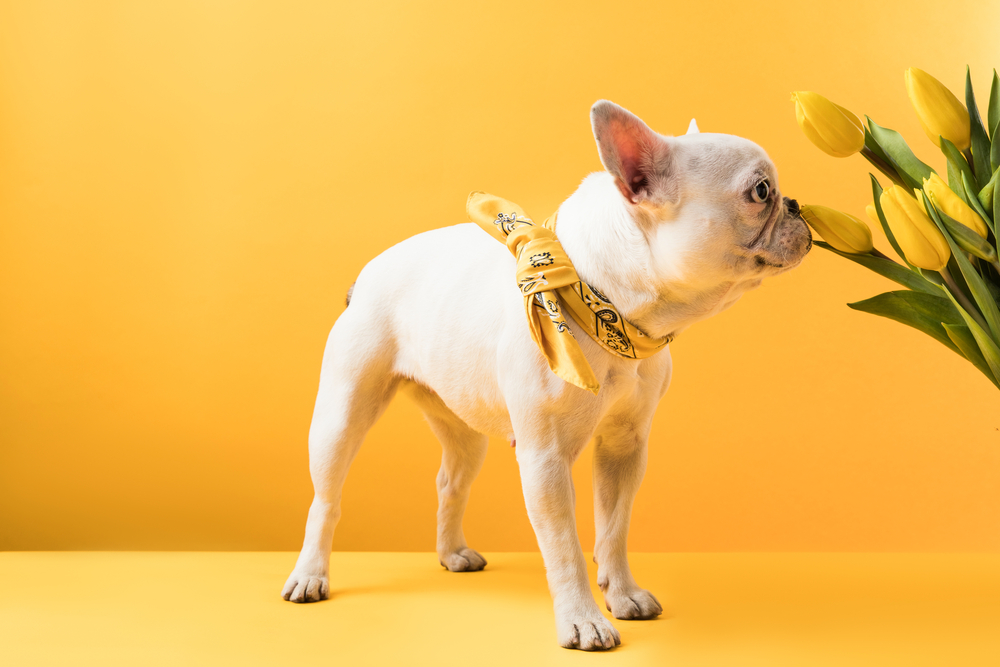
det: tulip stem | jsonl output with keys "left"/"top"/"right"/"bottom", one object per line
{"left": 870, "top": 248, "right": 897, "bottom": 262}
{"left": 861, "top": 147, "right": 906, "bottom": 188}
{"left": 940, "top": 265, "right": 989, "bottom": 331}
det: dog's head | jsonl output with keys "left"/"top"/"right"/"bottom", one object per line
{"left": 589, "top": 100, "right": 811, "bottom": 298}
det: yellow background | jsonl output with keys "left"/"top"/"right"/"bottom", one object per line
{"left": 2, "top": 0, "right": 999, "bottom": 552}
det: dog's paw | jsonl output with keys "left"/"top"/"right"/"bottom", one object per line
{"left": 603, "top": 587, "right": 662, "bottom": 620}
{"left": 557, "top": 611, "right": 621, "bottom": 651}
{"left": 439, "top": 547, "right": 487, "bottom": 572}
{"left": 281, "top": 572, "right": 330, "bottom": 603}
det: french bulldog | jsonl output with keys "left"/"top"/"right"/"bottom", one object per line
{"left": 281, "top": 100, "right": 811, "bottom": 650}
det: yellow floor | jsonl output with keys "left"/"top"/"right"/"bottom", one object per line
{"left": 1, "top": 552, "right": 999, "bottom": 666}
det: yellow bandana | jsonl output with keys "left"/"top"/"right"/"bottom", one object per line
{"left": 467, "top": 191, "right": 672, "bottom": 395}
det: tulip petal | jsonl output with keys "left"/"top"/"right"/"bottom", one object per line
{"left": 880, "top": 186, "right": 950, "bottom": 271}
{"left": 847, "top": 291, "right": 962, "bottom": 355}
{"left": 871, "top": 176, "right": 911, "bottom": 267}
{"left": 943, "top": 323, "right": 1000, "bottom": 387}
{"left": 813, "top": 241, "right": 940, "bottom": 294}
{"left": 800, "top": 204, "right": 872, "bottom": 253}
{"left": 934, "top": 205, "right": 997, "bottom": 262}
{"left": 961, "top": 172, "right": 996, "bottom": 237}
{"left": 923, "top": 171, "right": 989, "bottom": 238}
{"left": 866, "top": 118, "right": 934, "bottom": 191}
{"left": 793, "top": 92, "right": 864, "bottom": 158}
{"left": 965, "top": 67, "right": 993, "bottom": 190}
{"left": 906, "top": 67, "right": 971, "bottom": 151}
{"left": 796, "top": 102, "right": 838, "bottom": 156}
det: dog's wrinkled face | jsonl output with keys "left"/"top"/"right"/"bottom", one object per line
{"left": 591, "top": 101, "right": 811, "bottom": 296}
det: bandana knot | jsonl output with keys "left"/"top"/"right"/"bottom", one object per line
{"left": 467, "top": 191, "right": 672, "bottom": 394}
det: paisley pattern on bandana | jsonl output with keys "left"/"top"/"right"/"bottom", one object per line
{"left": 466, "top": 191, "right": 673, "bottom": 394}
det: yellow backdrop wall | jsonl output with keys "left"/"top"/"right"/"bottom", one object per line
{"left": 2, "top": 0, "right": 999, "bottom": 551}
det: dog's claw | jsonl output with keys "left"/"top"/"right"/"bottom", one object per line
{"left": 281, "top": 574, "right": 330, "bottom": 603}
{"left": 558, "top": 614, "right": 620, "bottom": 651}
{"left": 604, "top": 588, "right": 662, "bottom": 620}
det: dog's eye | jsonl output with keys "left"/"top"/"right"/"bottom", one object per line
{"left": 751, "top": 179, "right": 770, "bottom": 203}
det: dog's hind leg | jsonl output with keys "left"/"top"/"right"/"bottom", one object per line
{"left": 407, "top": 385, "right": 489, "bottom": 572}
{"left": 282, "top": 307, "right": 399, "bottom": 603}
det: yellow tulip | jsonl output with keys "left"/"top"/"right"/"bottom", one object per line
{"left": 865, "top": 203, "right": 879, "bottom": 226}
{"left": 800, "top": 204, "right": 874, "bottom": 254}
{"left": 792, "top": 91, "right": 865, "bottom": 158}
{"left": 904, "top": 68, "right": 970, "bottom": 150}
{"left": 921, "top": 173, "right": 988, "bottom": 238}
{"left": 879, "top": 185, "right": 951, "bottom": 271}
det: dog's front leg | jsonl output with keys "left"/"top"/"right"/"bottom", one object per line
{"left": 592, "top": 427, "right": 663, "bottom": 620}
{"left": 516, "top": 443, "right": 621, "bottom": 651}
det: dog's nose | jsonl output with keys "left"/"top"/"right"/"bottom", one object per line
{"left": 784, "top": 197, "right": 800, "bottom": 215}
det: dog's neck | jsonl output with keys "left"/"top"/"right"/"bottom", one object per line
{"left": 555, "top": 172, "right": 756, "bottom": 340}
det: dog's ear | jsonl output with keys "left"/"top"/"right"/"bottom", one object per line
{"left": 686, "top": 118, "right": 700, "bottom": 134}
{"left": 590, "top": 100, "right": 675, "bottom": 204}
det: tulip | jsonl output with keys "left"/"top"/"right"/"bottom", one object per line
{"left": 865, "top": 203, "right": 880, "bottom": 226}
{"left": 920, "top": 173, "right": 988, "bottom": 238}
{"left": 904, "top": 68, "right": 970, "bottom": 150}
{"left": 800, "top": 204, "right": 874, "bottom": 254}
{"left": 879, "top": 185, "right": 951, "bottom": 271}
{"left": 792, "top": 91, "right": 865, "bottom": 157}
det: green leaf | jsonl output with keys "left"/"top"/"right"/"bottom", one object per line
{"left": 941, "top": 136, "right": 975, "bottom": 202}
{"left": 924, "top": 193, "right": 1000, "bottom": 342}
{"left": 814, "top": 241, "right": 940, "bottom": 294}
{"left": 866, "top": 117, "right": 935, "bottom": 190}
{"left": 864, "top": 125, "right": 892, "bottom": 164}
{"left": 941, "top": 287, "right": 1000, "bottom": 385}
{"left": 847, "top": 290, "right": 962, "bottom": 354}
{"left": 984, "top": 269, "right": 1000, "bottom": 302}
{"left": 870, "top": 174, "right": 913, "bottom": 268}
{"left": 992, "top": 130, "right": 1000, "bottom": 172}
{"left": 995, "top": 171, "right": 1000, "bottom": 236}
{"left": 989, "top": 69, "right": 1000, "bottom": 142}
{"left": 966, "top": 66, "right": 993, "bottom": 190}
{"left": 936, "top": 206, "right": 997, "bottom": 262}
{"left": 962, "top": 171, "right": 995, "bottom": 236}
{"left": 863, "top": 126, "right": 902, "bottom": 185}
{"left": 919, "top": 268, "right": 945, "bottom": 286}
{"left": 978, "top": 172, "right": 995, "bottom": 215}
{"left": 942, "top": 323, "right": 1000, "bottom": 387}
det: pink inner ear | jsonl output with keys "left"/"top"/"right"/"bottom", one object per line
{"left": 609, "top": 120, "right": 647, "bottom": 194}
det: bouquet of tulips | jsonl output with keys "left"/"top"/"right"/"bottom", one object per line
{"left": 794, "top": 67, "right": 1000, "bottom": 390}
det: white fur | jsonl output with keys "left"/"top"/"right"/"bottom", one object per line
{"left": 281, "top": 101, "right": 811, "bottom": 651}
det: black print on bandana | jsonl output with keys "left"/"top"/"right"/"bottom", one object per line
{"left": 603, "top": 326, "right": 630, "bottom": 352}
{"left": 495, "top": 211, "right": 531, "bottom": 236}
{"left": 587, "top": 284, "right": 611, "bottom": 303}
{"left": 596, "top": 309, "right": 618, "bottom": 324}
{"left": 529, "top": 252, "right": 554, "bottom": 268}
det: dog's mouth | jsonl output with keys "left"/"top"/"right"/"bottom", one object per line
{"left": 754, "top": 255, "right": 785, "bottom": 269}
{"left": 751, "top": 212, "right": 812, "bottom": 272}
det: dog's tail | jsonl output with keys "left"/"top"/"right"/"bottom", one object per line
{"left": 345, "top": 281, "right": 356, "bottom": 307}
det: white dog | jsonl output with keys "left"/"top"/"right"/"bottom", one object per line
{"left": 282, "top": 100, "right": 811, "bottom": 650}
